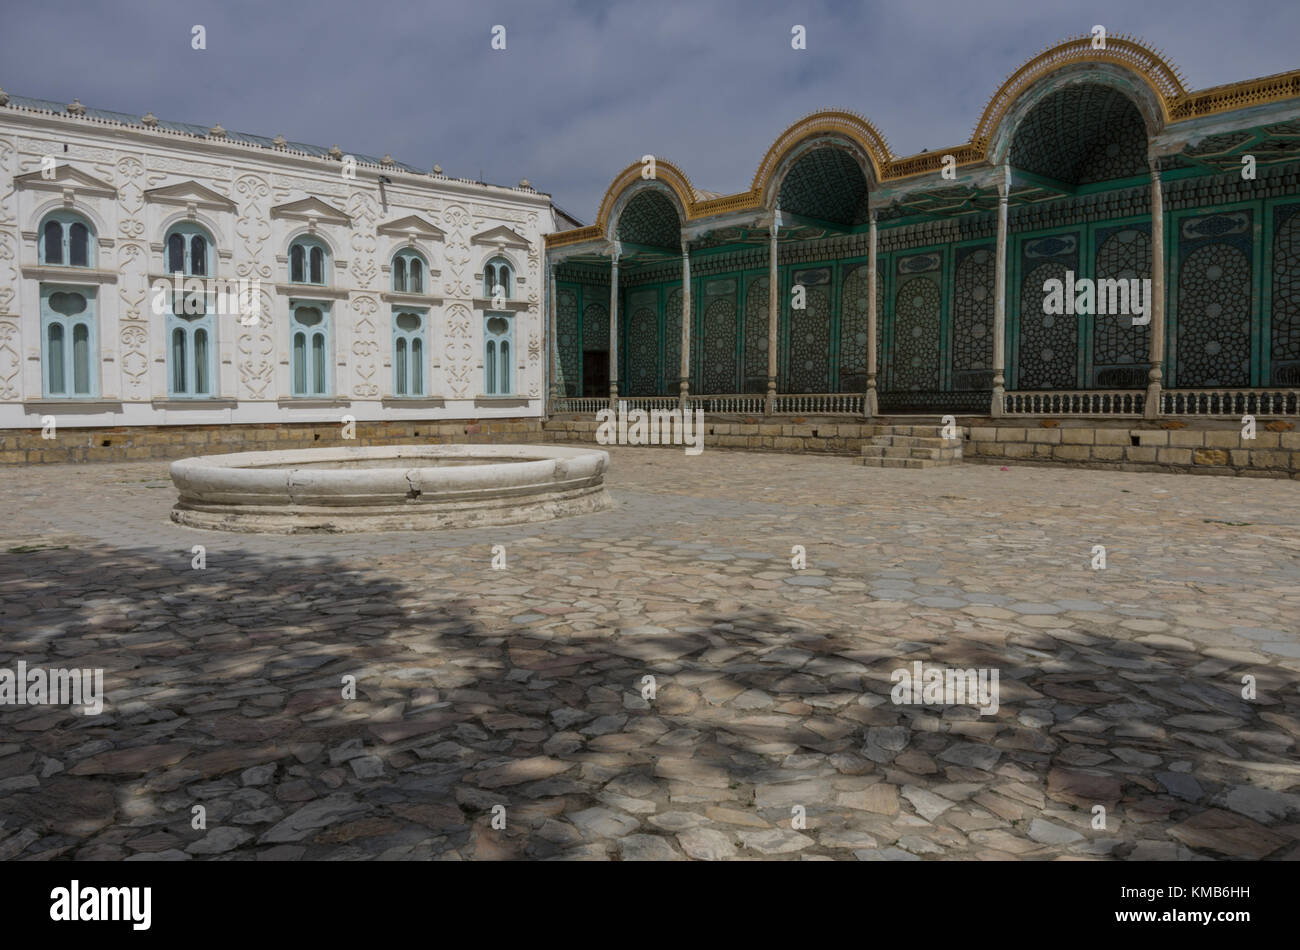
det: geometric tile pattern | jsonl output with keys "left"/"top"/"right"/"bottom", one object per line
{"left": 1092, "top": 225, "right": 1151, "bottom": 382}
{"left": 778, "top": 148, "right": 870, "bottom": 226}
{"left": 951, "top": 245, "right": 995, "bottom": 390}
{"left": 1010, "top": 85, "right": 1147, "bottom": 185}
{"left": 787, "top": 268, "right": 832, "bottom": 392}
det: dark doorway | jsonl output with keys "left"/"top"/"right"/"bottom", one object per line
{"left": 582, "top": 350, "right": 609, "bottom": 397}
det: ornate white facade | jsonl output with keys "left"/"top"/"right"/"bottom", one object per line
{"left": 0, "top": 96, "right": 559, "bottom": 428}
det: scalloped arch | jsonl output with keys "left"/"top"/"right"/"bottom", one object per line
{"left": 973, "top": 34, "right": 1187, "bottom": 151}
{"left": 595, "top": 160, "right": 696, "bottom": 239}
{"left": 752, "top": 110, "right": 891, "bottom": 202}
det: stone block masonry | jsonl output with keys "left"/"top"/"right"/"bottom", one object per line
{"left": 0, "top": 419, "right": 544, "bottom": 465}
{"left": 544, "top": 415, "right": 1300, "bottom": 480}
{"left": 7, "top": 414, "right": 1299, "bottom": 480}
{"left": 963, "top": 420, "right": 1300, "bottom": 480}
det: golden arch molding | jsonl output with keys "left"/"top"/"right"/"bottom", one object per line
{"left": 549, "top": 34, "right": 1300, "bottom": 251}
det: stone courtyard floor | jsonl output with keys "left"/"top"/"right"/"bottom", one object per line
{"left": 1, "top": 447, "right": 1299, "bottom": 861}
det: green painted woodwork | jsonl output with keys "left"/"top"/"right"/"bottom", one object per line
{"left": 588, "top": 159, "right": 1300, "bottom": 406}
{"left": 1165, "top": 197, "right": 1294, "bottom": 389}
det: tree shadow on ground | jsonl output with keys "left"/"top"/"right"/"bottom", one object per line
{"left": 0, "top": 544, "right": 1296, "bottom": 861}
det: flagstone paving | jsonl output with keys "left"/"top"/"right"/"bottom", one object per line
{"left": 1, "top": 447, "right": 1299, "bottom": 860}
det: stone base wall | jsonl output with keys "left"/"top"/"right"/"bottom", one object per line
{"left": 9, "top": 413, "right": 1300, "bottom": 479}
{"left": 543, "top": 415, "right": 1300, "bottom": 479}
{"left": 964, "top": 423, "right": 1300, "bottom": 479}
{"left": 542, "top": 417, "right": 879, "bottom": 456}
{"left": 0, "top": 418, "right": 544, "bottom": 465}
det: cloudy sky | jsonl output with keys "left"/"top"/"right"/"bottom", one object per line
{"left": 3, "top": 0, "right": 1297, "bottom": 221}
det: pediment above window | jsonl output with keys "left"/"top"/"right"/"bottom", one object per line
{"left": 270, "top": 197, "right": 351, "bottom": 226}
{"left": 378, "top": 214, "right": 445, "bottom": 241}
{"left": 145, "top": 180, "right": 237, "bottom": 211}
{"left": 14, "top": 164, "right": 116, "bottom": 197}
{"left": 470, "top": 225, "right": 530, "bottom": 249}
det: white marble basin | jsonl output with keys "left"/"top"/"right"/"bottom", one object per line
{"left": 169, "top": 444, "right": 611, "bottom": 533}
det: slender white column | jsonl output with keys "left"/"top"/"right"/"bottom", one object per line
{"left": 680, "top": 243, "right": 691, "bottom": 410}
{"left": 1145, "top": 156, "right": 1166, "bottom": 419}
{"left": 866, "top": 210, "right": 878, "bottom": 418}
{"left": 608, "top": 249, "right": 619, "bottom": 408}
{"left": 990, "top": 167, "right": 1010, "bottom": 416}
{"left": 766, "top": 212, "right": 780, "bottom": 414}
{"left": 547, "top": 261, "right": 560, "bottom": 407}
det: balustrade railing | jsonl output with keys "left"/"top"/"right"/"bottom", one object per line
{"left": 1160, "top": 389, "right": 1300, "bottom": 416}
{"left": 1001, "top": 388, "right": 1300, "bottom": 417}
{"left": 688, "top": 394, "right": 767, "bottom": 414}
{"left": 1001, "top": 391, "right": 1145, "bottom": 415}
{"left": 770, "top": 393, "right": 864, "bottom": 415}
{"left": 617, "top": 396, "right": 683, "bottom": 411}
{"left": 553, "top": 397, "right": 607, "bottom": 414}
{"left": 554, "top": 393, "right": 872, "bottom": 416}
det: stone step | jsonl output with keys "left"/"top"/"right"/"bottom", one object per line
{"left": 857, "top": 424, "right": 964, "bottom": 468}
{"left": 861, "top": 445, "right": 962, "bottom": 461}
{"left": 859, "top": 456, "right": 944, "bottom": 469}
{"left": 869, "top": 435, "right": 956, "bottom": 449}
{"left": 887, "top": 425, "right": 961, "bottom": 437}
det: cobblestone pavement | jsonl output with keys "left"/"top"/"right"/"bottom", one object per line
{"left": 1, "top": 447, "right": 1299, "bottom": 861}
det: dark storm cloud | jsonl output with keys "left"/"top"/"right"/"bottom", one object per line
{"left": 2, "top": 0, "right": 1296, "bottom": 222}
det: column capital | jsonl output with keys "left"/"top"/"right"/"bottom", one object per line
{"left": 607, "top": 240, "right": 622, "bottom": 261}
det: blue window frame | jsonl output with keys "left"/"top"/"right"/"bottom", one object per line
{"left": 40, "top": 284, "right": 98, "bottom": 397}
{"left": 165, "top": 224, "right": 212, "bottom": 277}
{"left": 39, "top": 212, "right": 94, "bottom": 267}
{"left": 392, "top": 309, "right": 426, "bottom": 396}
{"left": 483, "top": 257, "right": 512, "bottom": 300}
{"left": 289, "top": 237, "right": 329, "bottom": 285}
{"left": 166, "top": 302, "right": 215, "bottom": 398}
{"left": 291, "top": 303, "right": 331, "bottom": 396}
{"left": 392, "top": 250, "right": 426, "bottom": 294}
{"left": 484, "top": 312, "right": 513, "bottom": 395}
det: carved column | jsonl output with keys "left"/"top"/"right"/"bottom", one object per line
{"left": 547, "top": 259, "right": 560, "bottom": 409}
{"left": 1145, "top": 156, "right": 1166, "bottom": 419}
{"left": 608, "top": 246, "right": 620, "bottom": 409}
{"left": 680, "top": 242, "right": 691, "bottom": 411}
{"left": 990, "top": 166, "right": 1010, "bottom": 416}
{"left": 866, "top": 209, "right": 878, "bottom": 418}
{"left": 766, "top": 211, "right": 780, "bottom": 414}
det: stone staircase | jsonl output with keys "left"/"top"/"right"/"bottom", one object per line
{"left": 860, "top": 424, "right": 965, "bottom": 468}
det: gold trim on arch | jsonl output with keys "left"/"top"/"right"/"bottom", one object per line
{"left": 546, "top": 35, "right": 1300, "bottom": 247}
{"left": 594, "top": 159, "right": 698, "bottom": 231}
{"left": 750, "top": 109, "right": 891, "bottom": 196}
{"left": 971, "top": 33, "right": 1188, "bottom": 150}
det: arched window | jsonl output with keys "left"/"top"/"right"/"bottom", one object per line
{"left": 291, "top": 304, "right": 330, "bottom": 396}
{"left": 69, "top": 222, "right": 90, "bottom": 267}
{"left": 40, "top": 285, "right": 98, "bottom": 397}
{"left": 289, "top": 238, "right": 329, "bottom": 285}
{"left": 164, "top": 225, "right": 213, "bottom": 277}
{"left": 392, "top": 309, "right": 426, "bottom": 396}
{"left": 39, "top": 212, "right": 95, "bottom": 268}
{"left": 483, "top": 258, "right": 512, "bottom": 300}
{"left": 483, "top": 313, "right": 513, "bottom": 395}
{"left": 392, "top": 249, "right": 426, "bottom": 294}
{"left": 166, "top": 296, "right": 215, "bottom": 397}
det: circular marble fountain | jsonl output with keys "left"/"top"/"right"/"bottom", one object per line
{"left": 169, "top": 444, "right": 611, "bottom": 533}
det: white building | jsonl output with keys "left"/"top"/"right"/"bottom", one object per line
{"left": 0, "top": 91, "right": 569, "bottom": 432}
